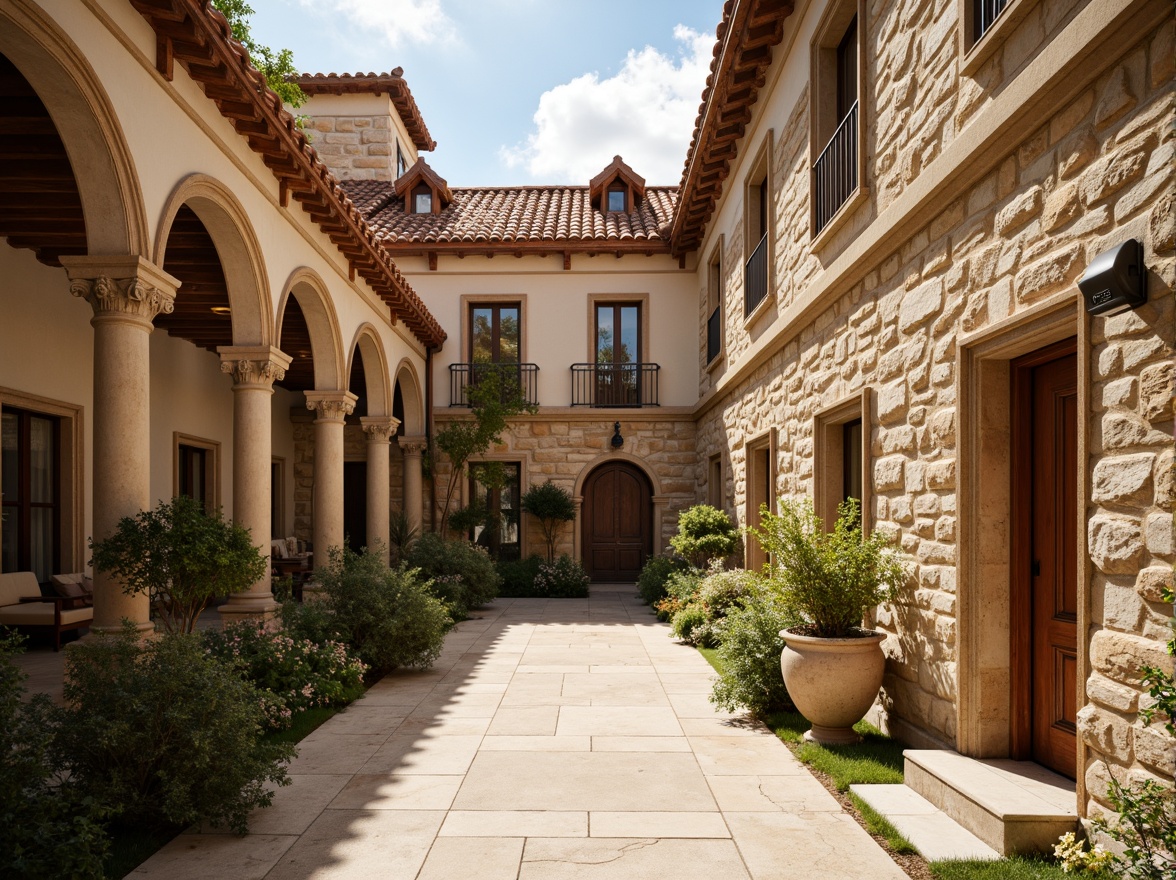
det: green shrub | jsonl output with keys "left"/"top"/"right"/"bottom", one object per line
{"left": 89, "top": 494, "right": 268, "bottom": 634}
{"left": 637, "top": 554, "right": 687, "bottom": 606}
{"left": 711, "top": 582, "right": 800, "bottom": 715}
{"left": 406, "top": 531, "right": 500, "bottom": 616}
{"left": 0, "top": 630, "right": 109, "bottom": 880}
{"left": 1094, "top": 773, "right": 1175, "bottom": 880}
{"left": 521, "top": 481, "right": 576, "bottom": 562}
{"left": 497, "top": 555, "right": 545, "bottom": 597}
{"left": 671, "top": 604, "right": 709, "bottom": 643}
{"left": 316, "top": 546, "right": 451, "bottom": 673}
{"left": 54, "top": 624, "right": 293, "bottom": 834}
{"left": 204, "top": 622, "right": 367, "bottom": 729}
{"left": 388, "top": 508, "right": 418, "bottom": 565}
{"left": 670, "top": 504, "right": 739, "bottom": 568}
{"left": 535, "top": 555, "right": 590, "bottom": 598}
{"left": 671, "top": 565, "right": 762, "bottom": 648}
{"left": 655, "top": 567, "right": 705, "bottom": 621}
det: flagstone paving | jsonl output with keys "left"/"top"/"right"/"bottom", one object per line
{"left": 130, "top": 585, "right": 908, "bottom": 879}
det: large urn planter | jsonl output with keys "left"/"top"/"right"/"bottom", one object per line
{"left": 780, "top": 628, "right": 886, "bottom": 745}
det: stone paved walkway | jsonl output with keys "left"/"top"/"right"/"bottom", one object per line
{"left": 131, "top": 586, "right": 908, "bottom": 879}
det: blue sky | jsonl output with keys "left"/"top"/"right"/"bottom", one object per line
{"left": 244, "top": 0, "right": 722, "bottom": 186}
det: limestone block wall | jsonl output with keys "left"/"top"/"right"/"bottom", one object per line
{"left": 305, "top": 115, "right": 394, "bottom": 181}
{"left": 695, "top": 19, "right": 1174, "bottom": 815}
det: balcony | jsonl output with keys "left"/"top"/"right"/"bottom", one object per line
{"left": 706, "top": 306, "right": 722, "bottom": 364}
{"left": 744, "top": 234, "right": 769, "bottom": 317}
{"left": 813, "top": 100, "right": 858, "bottom": 235}
{"left": 974, "top": 0, "right": 1009, "bottom": 42}
{"left": 570, "top": 363, "right": 660, "bottom": 407}
{"left": 449, "top": 362, "right": 539, "bottom": 407}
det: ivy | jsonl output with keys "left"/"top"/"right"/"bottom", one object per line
{"left": 210, "top": 0, "right": 306, "bottom": 110}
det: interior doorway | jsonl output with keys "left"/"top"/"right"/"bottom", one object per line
{"left": 343, "top": 460, "right": 367, "bottom": 555}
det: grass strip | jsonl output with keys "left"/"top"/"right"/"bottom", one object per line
{"left": 849, "top": 791, "right": 918, "bottom": 854}
{"left": 930, "top": 854, "right": 1111, "bottom": 879}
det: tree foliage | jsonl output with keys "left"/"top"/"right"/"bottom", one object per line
{"left": 211, "top": 0, "right": 306, "bottom": 109}
{"left": 89, "top": 494, "right": 267, "bottom": 634}
{"left": 521, "top": 481, "right": 576, "bottom": 562}
{"left": 670, "top": 504, "right": 739, "bottom": 568}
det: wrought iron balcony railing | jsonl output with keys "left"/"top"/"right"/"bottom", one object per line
{"left": 744, "top": 234, "right": 769, "bottom": 316}
{"left": 706, "top": 305, "right": 722, "bottom": 364}
{"left": 813, "top": 100, "right": 858, "bottom": 235}
{"left": 974, "top": 0, "right": 1009, "bottom": 42}
{"left": 570, "top": 363, "right": 660, "bottom": 407}
{"left": 448, "top": 362, "right": 539, "bottom": 407}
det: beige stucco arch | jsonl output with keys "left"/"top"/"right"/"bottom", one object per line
{"left": 0, "top": 0, "right": 148, "bottom": 257}
{"left": 572, "top": 451, "right": 670, "bottom": 559}
{"left": 392, "top": 358, "right": 426, "bottom": 435}
{"left": 276, "top": 268, "right": 345, "bottom": 391}
{"left": 153, "top": 174, "right": 272, "bottom": 347}
{"left": 347, "top": 324, "right": 393, "bottom": 417}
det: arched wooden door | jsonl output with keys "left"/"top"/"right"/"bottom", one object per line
{"left": 582, "top": 461, "right": 652, "bottom": 582}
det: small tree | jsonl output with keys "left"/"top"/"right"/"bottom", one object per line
{"left": 435, "top": 368, "right": 536, "bottom": 532}
{"left": 670, "top": 504, "right": 740, "bottom": 568}
{"left": 90, "top": 495, "right": 267, "bottom": 634}
{"left": 521, "top": 481, "right": 575, "bottom": 562}
{"left": 211, "top": 0, "right": 306, "bottom": 110}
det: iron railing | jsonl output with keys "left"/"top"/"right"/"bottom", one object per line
{"left": 570, "top": 363, "right": 660, "bottom": 407}
{"left": 448, "top": 362, "right": 539, "bottom": 407}
{"left": 974, "top": 0, "right": 1008, "bottom": 42}
{"left": 744, "top": 235, "right": 768, "bottom": 317}
{"left": 813, "top": 100, "right": 858, "bottom": 234}
{"left": 706, "top": 306, "right": 722, "bottom": 364}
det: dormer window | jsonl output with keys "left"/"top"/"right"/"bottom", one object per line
{"left": 394, "top": 156, "right": 452, "bottom": 216}
{"left": 607, "top": 186, "right": 627, "bottom": 213}
{"left": 589, "top": 155, "right": 645, "bottom": 214}
{"left": 412, "top": 184, "right": 432, "bottom": 214}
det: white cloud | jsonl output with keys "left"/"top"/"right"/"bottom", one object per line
{"left": 301, "top": 0, "right": 456, "bottom": 48}
{"left": 499, "top": 25, "right": 713, "bottom": 185}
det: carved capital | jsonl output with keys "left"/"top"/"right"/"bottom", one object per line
{"left": 398, "top": 435, "right": 428, "bottom": 456}
{"left": 61, "top": 256, "right": 178, "bottom": 324}
{"left": 218, "top": 346, "right": 292, "bottom": 389}
{"left": 304, "top": 391, "right": 357, "bottom": 422}
{"left": 360, "top": 417, "right": 399, "bottom": 443}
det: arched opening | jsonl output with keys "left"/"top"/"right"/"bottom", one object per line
{"left": 580, "top": 460, "right": 653, "bottom": 583}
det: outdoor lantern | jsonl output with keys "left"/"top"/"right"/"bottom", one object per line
{"left": 1078, "top": 239, "right": 1148, "bottom": 316}
{"left": 611, "top": 422, "right": 624, "bottom": 449}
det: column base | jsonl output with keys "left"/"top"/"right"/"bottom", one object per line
{"left": 217, "top": 594, "right": 280, "bottom": 626}
{"left": 84, "top": 620, "right": 156, "bottom": 639}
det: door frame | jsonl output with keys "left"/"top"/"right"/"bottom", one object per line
{"left": 580, "top": 459, "right": 653, "bottom": 582}
{"left": 572, "top": 451, "right": 667, "bottom": 568}
{"left": 1009, "top": 337, "right": 1078, "bottom": 765}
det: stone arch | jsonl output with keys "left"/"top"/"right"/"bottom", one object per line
{"left": 153, "top": 174, "right": 271, "bottom": 347}
{"left": 0, "top": 0, "right": 148, "bottom": 256}
{"left": 392, "top": 358, "right": 425, "bottom": 435}
{"left": 573, "top": 452, "right": 670, "bottom": 562}
{"left": 276, "top": 268, "right": 345, "bottom": 391}
{"left": 346, "top": 324, "right": 392, "bottom": 417}
{"left": 572, "top": 451, "right": 664, "bottom": 498}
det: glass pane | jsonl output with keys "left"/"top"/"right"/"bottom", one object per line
{"left": 2, "top": 413, "right": 18, "bottom": 506}
{"left": 190, "top": 449, "right": 205, "bottom": 504}
{"left": 500, "top": 464, "right": 520, "bottom": 548}
{"left": 618, "top": 307, "right": 638, "bottom": 364}
{"left": 1, "top": 508, "right": 19, "bottom": 573}
{"left": 30, "top": 506, "right": 52, "bottom": 583}
{"left": 29, "top": 417, "right": 54, "bottom": 503}
{"left": 414, "top": 192, "right": 432, "bottom": 213}
{"left": 843, "top": 419, "right": 863, "bottom": 511}
{"left": 607, "top": 189, "right": 625, "bottom": 212}
{"left": 596, "top": 307, "right": 614, "bottom": 363}
{"left": 498, "top": 308, "right": 520, "bottom": 363}
{"left": 471, "top": 308, "right": 494, "bottom": 363}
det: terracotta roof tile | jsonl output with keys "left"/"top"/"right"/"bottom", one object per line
{"left": 344, "top": 183, "right": 678, "bottom": 253}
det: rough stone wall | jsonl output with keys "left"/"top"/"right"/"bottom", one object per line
{"left": 305, "top": 114, "right": 394, "bottom": 181}
{"left": 696, "top": 19, "right": 1174, "bottom": 802}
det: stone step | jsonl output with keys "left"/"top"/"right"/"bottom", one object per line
{"left": 903, "top": 749, "right": 1078, "bottom": 855}
{"left": 851, "top": 783, "right": 1000, "bottom": 861}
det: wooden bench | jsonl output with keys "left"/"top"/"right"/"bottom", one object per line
{"left": 0, "top": 571, "right": 94, "bottom": 650}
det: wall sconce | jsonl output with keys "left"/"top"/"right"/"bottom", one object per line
{"left": 611, "top": 421, "right": 624, "bottom": 449}
{"left": 1078, "top": 239, "right": 1147, "bottom": 316}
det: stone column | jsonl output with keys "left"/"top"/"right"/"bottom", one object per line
{"left": 62, "top": 256, "right": 178, "bottom": 635}
{"left": 217, "top": 346, "right": 292, "bottom": 622}
{"left": 304, "top": 391, "right": 356, "bottom": 564}
{"left": 399, "top": 436, "right": 427, "bottom": 538}
{"left": 360, "top": 417, "right": 398, "bottom": 563}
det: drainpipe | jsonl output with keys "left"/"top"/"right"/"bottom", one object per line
{"left": 426, "top": 344, "right": 437, "bottom": 532}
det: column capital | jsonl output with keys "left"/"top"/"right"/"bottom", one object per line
{"left": 360, "top": 416, "right": 399, "bottom": 442}
{"left": 305, "top": 390, "right": 357, "bottom": 423}
{"left": 61, "top": 255, "right": 178, "bottom": 324}
{"left": 398, "top": 435, "right": 428, "bottom": 456}
{"left": 219, "top": 346, "right": 292, "bottom": 389}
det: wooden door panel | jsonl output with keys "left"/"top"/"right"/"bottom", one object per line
{"left": 582, "top": 462, "right": 651, "bottom": 582}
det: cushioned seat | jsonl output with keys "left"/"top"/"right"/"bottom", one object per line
{"left": 0, "top": 570, "right": 93, "bottom": 650}
{"left": 0, "top": 603, "right": 95, "bottom": 626}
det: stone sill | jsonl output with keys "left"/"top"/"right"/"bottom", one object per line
{"left": 810, "top": 185, "right": 869, "bottom": 255}
{"left": 959, "top": 0, "right": 1036, "bottom": 78}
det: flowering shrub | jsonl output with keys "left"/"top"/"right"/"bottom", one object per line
{"left": 534, "top": 554, "right": 590, "bottom": 598}
{"left": 203, "top": 622, "right": 366, "bottom": 729}
{"left": 1054, "top": 831, "right": 1114, "bottom": 874}
{"left": 406, "top": 532, "right": 500, "bottom": 618}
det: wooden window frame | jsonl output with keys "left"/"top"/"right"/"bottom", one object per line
{"left": 705, "top": 235, "right": 725, "bottom": 370}
{"left": 593, "top": 302, "right": 643, "bottom": 366}
{"left": 813, "top": 391, "right": 872, "bottom": 533}
{"left": 468, "top": 302, "right": 523, "bottom": 364}
{"left": 743, "top": 429, "right": 777, "bottom": 572}
{"left": 412, "top": 183, "right": 433, "bottom": 214}
{"left": 172, "top": 432, "right": 220, "bottom": 512}
{"left": 461, "top": 295, "right": 528, "bottom": 365}
{"left": 585, "top": 293, "right": 649, "bottom": 365}
{"left": 742, "top": 132, "right": 775, "bottom": 325}
{"left": 606, "top": 185, "right": 627, "bottom": 213}
{"left": 707, "top": 453, "right": 724, "bottom": 509}
{"left": 1, "top": 406, "right": 61, "bottom": 581}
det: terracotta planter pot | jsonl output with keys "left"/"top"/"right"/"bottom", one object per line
{"left": 779, "top": 628, "right": 886, "bottom": 745}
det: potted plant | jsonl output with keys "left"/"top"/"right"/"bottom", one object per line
{"left": 751, "top": 497, "right": 904, "bottom": 745}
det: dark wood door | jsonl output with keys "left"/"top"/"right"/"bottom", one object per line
{"left": 582, "top": 462, "right": 651, "bottom": 582}
{"left": 1012, "top": 340, "right": 1078, "bottom": 778}
{"left": 343, "top": 461, "right": 367, "bottom": 555}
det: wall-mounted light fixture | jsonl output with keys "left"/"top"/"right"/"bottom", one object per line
{"left": 611, "top": 421, "right": 624, "bottom": 449}
{"left": 1078, "top": 239, "right": 1147, "bottom": 316}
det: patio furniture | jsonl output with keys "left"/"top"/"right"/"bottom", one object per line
{"left": 0, "top": 571, "right": 94, "bottom": 650}
{"left": 50, "top": 572, "right": 95, "bottom": 606}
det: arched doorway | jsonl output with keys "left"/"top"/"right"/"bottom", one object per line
{"left": 581, "top": 461, "right": 652, "bottom": 583}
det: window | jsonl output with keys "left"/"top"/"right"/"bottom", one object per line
{"left": 412, "top": 184, "right": 432, "bottom": 214}
{"left": 958, "top": 0, "right": 1026, "bottom": 74}
{"left": 743, "top": 136, "right": 773, "bottom": 318}
{"left": 1, "top": 408, "right": 59, "bottom": 583}
{"left": 595, "top": 302, "right": 641, "bottom": 406}
{"left": 607, "top": 186, "right": 627, "bottom": 212}
{"left": 708, "top": 454, "right": 723, "bottom": 508}
{"left": 396, "top": 142, "right": 407, "bottom": 178}
{"left": 469, "top": 462, "right": 521, "bottom": 561}
{"left": 811, "top": 0, "right": 864, "bottom": 238}
{"left": 173, "top": 433, "right": 219, "bottom": 513}
{"left": 814, "top": 393, "right": 870, "bottom": 531}
{"left": 271, "top": 457, "right": 285, "bottom": 539}
{"left": 706, "top": 242, "right": 724, "bottom": 366}
{"left": 470, "top": 303, "right": 521, "bottom": 364}
{"left": 973, "top": 0, "right": 1008, "bottom": 45}
{"left": 744, "top": 431, "right": 776, "bottom": 572}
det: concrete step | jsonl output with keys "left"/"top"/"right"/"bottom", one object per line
{"left": 851, "top": 783, "right": 1000, "bottom": 861}
{"left": 903, "top": 749, "right": 1078, "bottom": 855}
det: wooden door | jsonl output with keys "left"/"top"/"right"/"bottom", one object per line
{"left": 582, "top": 462, "right": 651, "bottom": 582}
{"left": 1011, "top": 340, "right": 1078, "bottom": 778}
{"left": 343, "top": 461, "right": 367, "bottom": 555}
